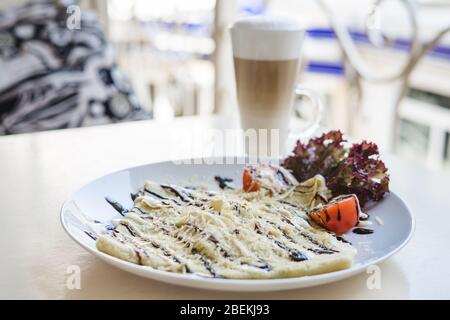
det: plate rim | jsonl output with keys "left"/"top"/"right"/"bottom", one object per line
{"left": 60, "top": 158, "right": 415, "bottom": 291}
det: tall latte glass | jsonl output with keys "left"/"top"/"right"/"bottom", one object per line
{"left": 230, "top": 16, "right": 323, "bottom": 157}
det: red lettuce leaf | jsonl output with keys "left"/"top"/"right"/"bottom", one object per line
{"left": 282, "top": 131, "right": 389, "bottom": 207}
{"left": 282, "top": 130, "right": 347, "bottom": 182}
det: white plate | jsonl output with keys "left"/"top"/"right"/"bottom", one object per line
{"left": 61, "top": 159, "right": 414, "bottom": 292}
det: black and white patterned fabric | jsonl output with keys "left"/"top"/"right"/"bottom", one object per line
{"left": 0, "top": 0, "right": 150, "bottom": 135}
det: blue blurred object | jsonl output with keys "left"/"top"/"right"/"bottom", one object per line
{"left": 239, "top": 0, "right": 267, "bottom": 15}
{"left": 306, "top": 61, "right": 345, "bottom": 76}
{"left": 306, "top": 27, "right": 450, "bottom": 61}
{"left": 303, "top": 27, "right": 450, "bottom": 77}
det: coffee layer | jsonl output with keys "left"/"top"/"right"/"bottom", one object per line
{"left": 234, "top": 57, "right": 300, "bottom": 119}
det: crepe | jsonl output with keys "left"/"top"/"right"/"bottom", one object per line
{"left": 96, "top": 176, "right": 356, "bottom": 279}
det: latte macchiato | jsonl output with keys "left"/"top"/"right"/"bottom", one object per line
{"left": 230, "top": 16, "right": 323, "bottom": 156}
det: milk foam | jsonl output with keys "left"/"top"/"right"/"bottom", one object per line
{"left": 230, "top": 16, "right": 304, "bottom": 61}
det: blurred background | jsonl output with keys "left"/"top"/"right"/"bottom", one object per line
{"left": 0, "top": 0, "right": 449, "bottom": 172}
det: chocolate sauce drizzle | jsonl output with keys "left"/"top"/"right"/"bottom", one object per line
{"left": 214, "top": 176, "right": 233, "bottom": 189}
{"left": 276, "top": 170, "right": 290, "bottom": 185}
{"left": 352, "top": 228, "right": 374, "bottom": 235}
{"left": 144, "top": 188, "right": 182, "bottom": 205}
{"left": 160, "top": 185, "right": 192, "bottom": 202}
{"left": 130, "top": 192, "right": 139, "bottom": 202}
{"left": 336, "top": 236, "right": 352, "bottom": 244}
{"left": 105, "top": 197, "right": 128, "bottom": 216}
{"left": 255, "top": 223, "right": 309, "bottom": 262}
{"left": 84, "top": 231, "right": 97, "bottom": 240}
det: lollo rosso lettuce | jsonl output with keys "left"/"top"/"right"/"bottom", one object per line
{"left": 282, "top": 130, "right": 389, "bottom": 207}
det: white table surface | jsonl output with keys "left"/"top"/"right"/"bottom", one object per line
{"left": 1, "top": 115, "right": 449, "bottom": 299}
